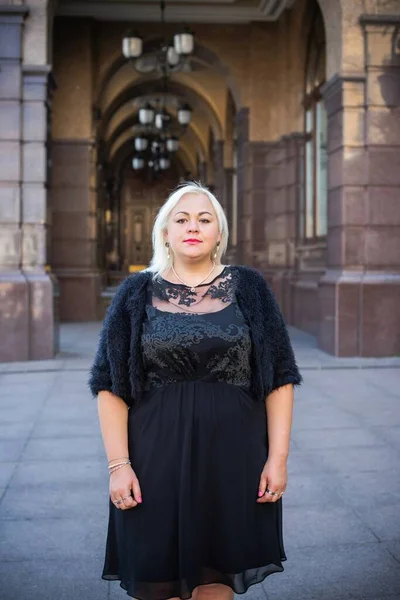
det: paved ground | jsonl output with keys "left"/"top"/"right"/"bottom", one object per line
{"left": 0, "top": 323, "right": 400, "bottom": 600}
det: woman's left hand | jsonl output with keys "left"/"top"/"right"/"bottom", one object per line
{"left": 256, "top": 457, "right": 287, "bottom": 503}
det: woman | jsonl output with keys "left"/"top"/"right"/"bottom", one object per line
{"left": 88, "top": 181, "right": 302, "bottom": 600}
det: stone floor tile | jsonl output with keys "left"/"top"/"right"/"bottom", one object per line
{"left": 262, "top": 543, "right": 400, "bottom": 600}
{"left": 0, "top": 517, "right": 106, "bottom": 561}
{"left": 0, "top": 558, "right": 108, "bottom": 600}
{"left": 0, "top": 461, "right": 17, "bottom": 487}
{"left": 20, "top": 436, "right": 104, "bottom": 461}
{"left": 283, "top": 505, "right": 378, "bottom": 548}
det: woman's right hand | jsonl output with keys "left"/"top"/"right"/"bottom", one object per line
{"left": 109, "top": 465, "right": 142, "bottom": 510}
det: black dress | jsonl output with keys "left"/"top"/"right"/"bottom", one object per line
{"left": 102, "top": 265, "right": 286, "bottom": 600}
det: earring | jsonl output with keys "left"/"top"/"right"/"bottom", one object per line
{"left": 213, "top": 242, "right": 220, "bottom": 259}
{"left": 165, "top": 242, "right": 170, "bottom": 260}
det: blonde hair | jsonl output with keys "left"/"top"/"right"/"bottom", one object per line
{"left": 144, "top": 181, "right": 229, "bottom": 281}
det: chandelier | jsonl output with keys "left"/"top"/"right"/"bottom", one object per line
{"left": 129, "top": 85, "right": 193, "bottom": 174}
{"left": 122, "top": 1, "right": 195, "bottom": 175}
{"left": 122, "top": 0, "right": 195, "bottom": 76}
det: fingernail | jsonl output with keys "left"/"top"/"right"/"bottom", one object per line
{"left": 258, "top": 491, "right": 263, "bottom": 497}
{"left": 137, "top": 496, "right": 142, "bottom": 503}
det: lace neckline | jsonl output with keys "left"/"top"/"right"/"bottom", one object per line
{"left": 149, "top": 265, "right": 236, "bottom": 310}
{"left": 157, "top": 265, "right": 230, "bottom": 287}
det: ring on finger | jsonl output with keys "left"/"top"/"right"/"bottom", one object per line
{"left": 265, "top": 488, "right": 282, "bottom": 497}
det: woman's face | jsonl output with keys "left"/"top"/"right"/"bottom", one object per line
{"left": 165, "top": 193, "right": 221, "bottom": 262}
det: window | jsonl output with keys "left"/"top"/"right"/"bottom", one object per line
{"left": 300, "top": 5, "right": 327, "bottom": 240}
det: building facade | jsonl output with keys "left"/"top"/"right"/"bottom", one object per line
{"left": 1, "top": 0, "right": 400, "bottom": 361}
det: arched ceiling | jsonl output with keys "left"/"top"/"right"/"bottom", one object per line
{"left": 97, "top": 69, "right": 226, "bottom": 140}
{"left": 57, "top": 1, "right": 298, "bottom": 24}
{"left": 96, "top": 73, "right": 223, "bottom": 175}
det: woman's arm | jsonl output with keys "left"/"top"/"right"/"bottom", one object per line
{"left": 257, "top": 383, "right": 294, "bottom": 503}
{"left": 98, "top": 390, "right": 143, "bottom": 510}
{"left": 97, "top": 390, "right": 130, "bottom": 462}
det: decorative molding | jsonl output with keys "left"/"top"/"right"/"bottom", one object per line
{"left": 359, "top": 14, "right": 400, "bottom": 27}
{"left": 56, "top": 0, "right": 295, "bottom": 23}
{"left": 320, "top": 71, "right": 366, "bottom": 108}
{"left": 0, "top": 5, "right": 29, "bottom": 20}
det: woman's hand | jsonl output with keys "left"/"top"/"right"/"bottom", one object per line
{"left": 256, "top": 456, "right": 287, "bottom": 503}
{"left": 110, "top": 465, "right": 143, "bottom": 510}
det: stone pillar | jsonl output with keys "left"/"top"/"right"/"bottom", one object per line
{"left": 212, "top": 140, "right": 225, "bottom": 209}
{"left": 0, "top": 6, "right": 55, "bottom": 362}
{"left": 319, "top": 14, "right": 400, "bottom": 356}
{"left": 198, "top": 161, "right": 207, "bottom": 185}
{"left": 235, "top": 108, "right": 250, "bottom": 265}
{"left": 51, "top": 139, "right": 101, "bottom": 321}
{"left": 22, "top": 64, "right": 58, "bottom": 358}
{"left": 248, "top": 142, "right": 270, "bottom": 262}
{"left": 262, "top": 134, "right": 305, "bottom": 322}
{"left": 50, "top": 17, "right": 101, "bottom": 321}
{"left": 223, "top": 166, "right": 238, "bottom": 264}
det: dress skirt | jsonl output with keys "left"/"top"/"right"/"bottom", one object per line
{"left": 101, "top": 380, "right": 286, "bottom": 600}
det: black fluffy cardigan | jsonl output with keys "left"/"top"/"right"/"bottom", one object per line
{"left": 88, "top": 265, "right": 302, "bottom": 407}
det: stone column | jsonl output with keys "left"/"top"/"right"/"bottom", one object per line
{"left": 319, "top": 14, "right": 400, "bottom": 356}
{"left": 263, "top": 134, "right": 305, "bottom": 322}
{"left": 50, "top": 17, "right": 101, "bottom": 321}
{"left": 248, "top": 142, "right": 270, "bottom": 264}
{"left": 223, "top": 166, "right": 238, "bottom": 264}
{"left": 235, "top": 108, "right": 250, "bottom": 265}
{"left": 212, "top": 140, "right": 225, "bottom": 209}
{"left": 198, "top": 161, "right": 207, "bottom": 185}
{"left": 22, "top": 64, "right": 58, "bottom": 358}
{"left": 51, "top": 139, "right": 101, "bottom": 321}
{"left": 0, "top": 6, "right": 55, "bottom": 361}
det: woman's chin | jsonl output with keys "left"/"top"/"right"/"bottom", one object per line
{"left": 178, "top": 248, "right": 209, "bottom": 260}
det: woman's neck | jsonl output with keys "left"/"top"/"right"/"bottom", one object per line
{"left": 163, "top": 261, "right": 226, "bottom": 285}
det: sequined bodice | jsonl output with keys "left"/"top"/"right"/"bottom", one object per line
{"left": 140, "top": 266, "right": 253, "bottom": 392}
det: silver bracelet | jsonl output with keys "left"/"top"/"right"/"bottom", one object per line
{"left": 108, "top": 460, "right": 131, "bottom": 470}
{"left": 109, "top": 462, "right": 131, "bottom": 475}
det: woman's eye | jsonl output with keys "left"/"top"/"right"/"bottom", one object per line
{"left": 177, "top": 219, "right": 210, "bottom": 224}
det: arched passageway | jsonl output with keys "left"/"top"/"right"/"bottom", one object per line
{"left": 1, "top": 0, "right": 399, "bottom": 362}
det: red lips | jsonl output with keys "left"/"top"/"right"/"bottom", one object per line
{"left": 184, "top": 239, "right": 201, "bottom": 243}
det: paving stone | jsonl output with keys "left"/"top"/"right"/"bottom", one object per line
{"left": 262, "top": 543, "right": 400, "bottom": 600}
{"left": 0, "top": 404, "right": 45, "bottom": 423}
{"left": 283, "top": 505, "right": 377, "bottom": 548}
{"left": 0, "top": 517, "right": 106, "bottom": 561}
{"left": 292, "top": 403, "right": 362, "bottom": 430}
{"left": 31, "top": 418, "right": 101, "bottom": 438}
{"left": 0, "top": 461, "right": 17, "bottom": 487}
{"left": 10, "top": 458, "right": 105, "bottom": 487}
{"left": 0, "top": 420, "right": 33, "bottom": 439}
{"left": 353, "top": 504, "right": 400, "bottom": 542}
{"left": 370, "top": 425, "right": 400, "bottom": 450}
{"left": 314, "top": 445, "right": 400, "bottom": 475}
{"left": 0, "top": 558, "right": 108, "bottom": 600}
{"left": 383, "top": 540, "right": 400, "bottom": 563}
{"left": 20, "top": 436, "right": 105, "bottom": 461}
{"left": 0, "top": 481, "right": 109, "bottom": 520}
{"left": 333, "top": 470, "right": 400, "bottom": 510}
{"left": 292, "top": 427, "right": 386, "bottom": 450}
{"left": 282, "top": 472, "right": 344, "bottom": 508}
{"left": 0, "top": 438, "right": 27, "bottom": 461}
{"left": 39, "top": 403, "right": 98, "bottom": 421}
